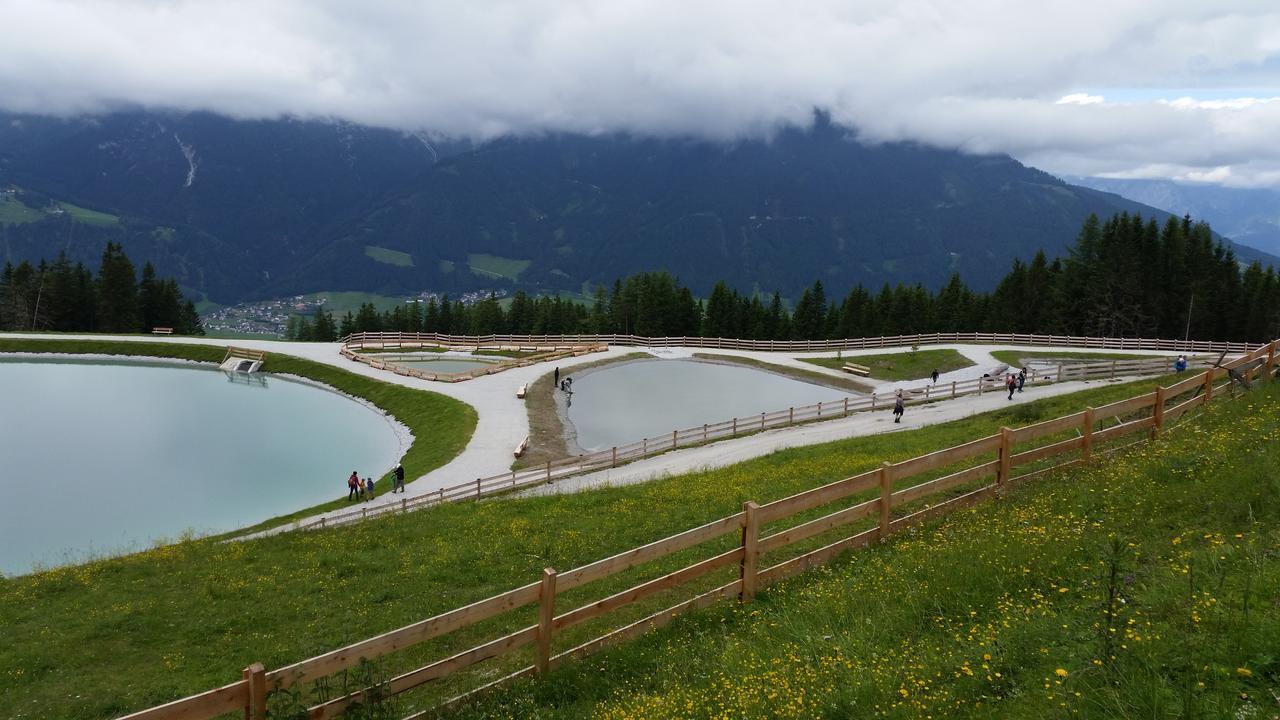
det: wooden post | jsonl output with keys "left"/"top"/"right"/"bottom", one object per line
{"left": 740, "top": 501, "right": 761, "bottom": 601}
{"left": 1203, "top": 368, "right": 1214, "bottom": 405}
{"left": 843, "top": 397, "right": 849, "bottom": 416}
{"left": 703, "top": 423, "right": 708, "bottom": 441}
{"left": 439, "top": 488, "right": 444, "bottom": 503}
{"left": 761, "top": 412, "right": 766, "bottom": 430}
{"left": 672, "top": 429, "right": 678, "bottom": 449}
{"left": 1266, "top": 342, "right": 1276, "bottom": 376}
{"left": 878, "top": 461, "right": 893, "bottom": 539}
{"left": 789, "top": 407, "right": 794, "bottom": 425}
{"left": 243, "top": 662, "right": 266, "bottom": 720}
{"left": 536, "top": 568, "right": 557, "bottom": 676}
{"left": 997, "top": 427, "right": 1012, "bottom": 486}
{"left": 951, "top": 381, "right": 957, "bottom": 398}
{"left": 1152, "top": 386, "right": 1166, "bottom": 439}
{"left": 1111, "top": 359, "right": 1118, "bottom": 378}
{"left": 732, "top": 417, "right": 738, "bottom": 436}
{"left": 546, "top": 461, "right": 552, "bottom": 482}
{"left": 611, "top": 446, "right": 617, "bottom": 467}
{"left": 401, "top": 498, "right": 407, "bottom": 512}
{"left": 816, "top": 401, "right": 822, "bottom": 418}
{"left": 924, "top": 385, "right": 929, "bottom": 400}
{"left": 871, "top": 392, "right": 878, "bottom": 409}
{"left": 643, "top": 437, "right": 648, "bottom": 456}
{"left": 476, "top": 478, "right": 482, "bottom": 498}
{"left": 1082, "top": 407, "right": 1094, "bottom": 461}
{"left": 512, "top": 469, "right": 517, "bottom": 487}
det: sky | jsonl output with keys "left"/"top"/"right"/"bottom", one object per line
{"left": 1, "top": 1, "right": 1280, "bottom": 186}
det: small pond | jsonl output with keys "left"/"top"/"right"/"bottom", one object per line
{"left": 565, "top": 358, "right": 855, "bottom": 451}
{"left": 378, "top": 353, "right": 502, "bottom": 374}
{"left": 0, "top": 357, "right": 404, "bottom": 575}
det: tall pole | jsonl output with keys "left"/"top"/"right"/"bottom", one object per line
{"left": 1183, "top": 293, "right": 1194, "bottom": 345}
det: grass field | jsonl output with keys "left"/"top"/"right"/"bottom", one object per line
{"left": 695, "top": 353, "right": 876, "bottom": 393}
{"left": 468, "top": 253, "right": 531, "bottom": 281}
{"left": 0, "top": 371, "right": 1207, "bottom": 719}
{"left": 0, "top": 338, "right": 477, "bottom": 533}
{"left": 801, "top": 348, "right": 975, "bottom": 380}
{"left": 57, "top": 201, "right": 119, "bottom": 226}
{"left": 364, "top": 245, "right": 415, "bottom": 267}
{"left": 448, "top": 382, "right": 1279, "bottom": 719}
{"left": 0, "top": 195, "right": 44, "bottom": 224}
{"left": 992, "top": 350, "right": 1162, "bottom": 366}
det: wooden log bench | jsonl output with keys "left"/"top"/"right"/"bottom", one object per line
{"left": 151, "top": 327, "right": 174, "bottom": 335}
{"left": 513, "top": 435, "right": 530, "bottom": 458}
{"left": 842, "top": 362, "right": 871, "bottom": 376}
{"left": 516, "top": 383, "right": 528, "bottom": 399}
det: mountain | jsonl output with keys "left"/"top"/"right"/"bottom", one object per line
{"left": 1, "top": 111, "right": 1274, "bottom": 304}
{"left": 1070, "top": 176, "right": 1280, "bottom": 257}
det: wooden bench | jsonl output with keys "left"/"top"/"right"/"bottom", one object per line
{"left": 513, "top": 435, "right": 530, "bottom": 458}
{"left": 842, "top": 362, "right": 870, "bottom": 376}
{"left": 151, "top": 327, "right": 174, "bottom": 335}
{"left": 516, "top": 383, "right": 527, "bottom": 399}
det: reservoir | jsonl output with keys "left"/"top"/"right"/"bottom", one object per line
{"left": 565, "top": 358, "right": 855, "bottom": 451}
{"left": 0, "top": 357, "right": 404, "bottom": 576}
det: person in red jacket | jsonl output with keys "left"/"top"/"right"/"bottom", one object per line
{"left": 347, "top": 471, "right": 360, "bottom": 501}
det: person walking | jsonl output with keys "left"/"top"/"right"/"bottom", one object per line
{"left": 892, "top": 393, "right": 905, "bottom": 423}
{"left": 554, "top": 366, "right": 560, "bottom": 386}
{"left": 347, "top": 471, "right": 359, "bottom": 501}
{"left": 393, "top": 463, "right": 406, "bottom": 493}
{"left": 931, "top": 369, "right": 940, "bottom": 384}
{"left": 1017, "top": 367, "right": 1027, "bottom": 393}
{"left": 1006, "top": 374, "right": 1016, "bottom": 400}
{"left": 365, "top": 476, "right": 376, "bottom": 501}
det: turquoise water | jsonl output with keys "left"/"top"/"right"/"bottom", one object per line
{"left": 396, "top": 356, "right": 500, "bottom": 373}
{"left": 566, "top": 359, "right": 854, "bottom": 451}
{"left": 0, "top": 357, "right": 404, "bottom": 575}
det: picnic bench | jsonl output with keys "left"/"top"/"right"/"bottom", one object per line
{"left": 151, "top": 327, "right": 174, "bottom": 335}
{"left": 841, "top": 362, "right": 870, "bottom": 376}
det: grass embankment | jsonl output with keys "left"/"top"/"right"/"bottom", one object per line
{"left": 452, "top": 382, "right": 1280, "bottom": 719}
{"left": 0, "top": 373, "right": 1204, "bottom": 718}
{"left": 692, "top": 353, "right": 875, "bottom": 393}
{"left": 800, "top": 348, "right": 975, "bottom": 380}
{"left": 991, "top": 350, "right": 1161, "bottom": 366}
{"left": 516, "top": 352, "right": 651, "bottom": 468}
{"left": 0, "top": 338, "right": 477, "bottom": 530}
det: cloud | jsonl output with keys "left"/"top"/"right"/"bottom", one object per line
{"left": 1, "top": 1, "right": 1280, "bottom": 185}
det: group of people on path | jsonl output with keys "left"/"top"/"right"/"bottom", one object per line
{"left": 346, "top": 464, "right": 406, "bottom": 502}
{"left": 555, "top": 366, "right": 574, "bottom": 393}
{"left": 1005, "top": 367, "right": 1027, "bottom": 400}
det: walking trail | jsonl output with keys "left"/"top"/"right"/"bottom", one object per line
{"left": 3, "top": 333, "right": 1182, "bottom": 532}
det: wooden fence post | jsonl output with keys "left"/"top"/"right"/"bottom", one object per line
{"left": 672, "top": 429, "right": 678, "bottom": 449}
{"left": 1203, "top": 369, "right": 1214, "bottom": 405}
{"left": 703, "top": 423, "right": 708, "bottom": 441}
{"left": 1266, "top": 342, "right": 1276, "bottom": 376}
{"left": 761, "top": 412, "right": 766, "bottom": 430}
{"left": 951, "top": 381, "right": 957, "bottom": 398}
{"left": 997, "top": 427, "right": 1012, "bottom": 486}
{"left": 843, "top": 397, "right": 849, "bottom": 416}
{"left": 878, "top": 461, "right": 893, "bottom": 539}
{"left": 732, "top": 417, "right": 738, "bottom": 436}
{"left": 1082, "top": 407, "right": 1094, "bottom": 461}
{"left": 789, "top": 407, "right": 794, "bottom": 425}
{"left": 1152, "top": 386, "right": 1166, "bottom": 439}
{"left": 536, "top": 568, "right": 557, "bottom": 676}
{"left": 1110, "top": 359, "right": 1118, "bottom": 378}
{"left": 476, "top": 478, "right": 482, "bottom": 498}
{"left": 643, "top": 437, "right": 648, "bottom": 456}
{"left": 611, "top": 446, "right": 617, "bottom": 467}
{"left": 243, "top": 663, "right": 266, "bottom": 720}
{"left": 740, "top": 501, "right": 761, "bottom": 601}
{"left": 546, "top": 461, "right": 552, "bottom": 482}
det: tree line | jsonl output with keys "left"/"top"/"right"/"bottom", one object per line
{"left": 304, "top": 213, "right": 1279, "bottom": 344}
{"left": 0, "top": 242, "right": 204, "bottom": 334}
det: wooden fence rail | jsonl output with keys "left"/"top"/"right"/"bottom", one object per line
{"left": 341, "top": 330, "right": 1264, "bottom": 355}
{"left": 117, "top": 339, "right": 1278, "bottom": 720}
{"left": 303, "top": 353, "right": 1211, "bottom": 531}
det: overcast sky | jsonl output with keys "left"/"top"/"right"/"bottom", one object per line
{"left": 2, "top": 1, "right": 1279, "bottom": 186}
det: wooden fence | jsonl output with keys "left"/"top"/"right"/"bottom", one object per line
{"left": 116, "top": 339, "right": 1278, "bottom": 720}
{"left": 342, "top": 330, "right": 1264, "bottom": 355}
{"left": 301, "top": 354, "right": 1211, "bottom": 531}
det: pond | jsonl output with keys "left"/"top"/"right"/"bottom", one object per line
{"left": 0, "top": 357, "right": 405, "bottom": 576}
{"left": 377, "top": 353, "right": 502, "bottom": 374}
{"left": 565, "top": 358, "right": 855, "bottom": 451}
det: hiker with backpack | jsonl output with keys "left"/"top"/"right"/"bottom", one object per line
{"left": 892, "top": 393, "right": 905, "bottom": 423}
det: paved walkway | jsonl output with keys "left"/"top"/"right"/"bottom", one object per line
{"left": 2, "top": 333, "right": 1184, "bottom": 532}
